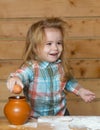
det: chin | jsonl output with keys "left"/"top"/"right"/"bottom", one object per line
{"left": 47, "top": 58, "right": 58, "bottom": 63}
{"left": 49, "top": 60, "right": 57, "bottom": 63}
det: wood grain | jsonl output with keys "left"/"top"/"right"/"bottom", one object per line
{"left": 0, "top": 18, "right": 100, "bottom": 38}
{"left": 0, "top": 0, "right": 100, "bottom": 117}
{"left": 0, "top": 59, "right": 100, "bottom": 79}
{"left": 0, "top": 39, "right": 100, "bottom": 59}
{"left": 0, "top": 0, "right": 100, "bottom": 18}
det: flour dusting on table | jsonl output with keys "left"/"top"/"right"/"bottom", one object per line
{"left": 38, "top": 116, "right": 72, "bottom": 130}
{"left": 9, "top": 121, "right": 37, "bottom": 128}
{"left": 38, "top": 116, "right": 100, "bottom": 130}
{"left": 9, "top": 116, "right": 100, "bottom": 130}
{"left": 69, "top": 116, "right": 100, "bottom": 130}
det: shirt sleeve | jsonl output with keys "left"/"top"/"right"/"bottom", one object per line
{"left": 10, "top": 63, "right": 34, "bottom": 85}
{"left": 65, "top": 79, "right": 81, "bottom": 95}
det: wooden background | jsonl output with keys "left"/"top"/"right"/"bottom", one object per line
{"left": 0, "top": 0, "right": 100, "bottom": 117}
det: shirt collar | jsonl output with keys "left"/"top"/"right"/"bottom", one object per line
{"left": 40, "top": 59, "right": 61, "bottom": 68}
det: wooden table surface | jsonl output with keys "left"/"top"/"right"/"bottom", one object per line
{"left": 0, "top": 116, "right": 100, "bottom": 130}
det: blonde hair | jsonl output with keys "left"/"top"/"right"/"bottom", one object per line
{"left": 23, "top": 17, "right": 73, "bottom": 81}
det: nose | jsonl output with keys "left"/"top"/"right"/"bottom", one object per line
{"left": 52, "top": 44, "right": 58, "bottom": 50}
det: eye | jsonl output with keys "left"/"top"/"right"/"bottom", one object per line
{"left": 57, "top": 42, "right": 62, "bottom": 45}
{"left": 46, "top": 42, "right": 52, "bottom": 45}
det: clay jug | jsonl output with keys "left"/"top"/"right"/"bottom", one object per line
{"left": 4, "top": 96, "right": 31, "bottom": 125}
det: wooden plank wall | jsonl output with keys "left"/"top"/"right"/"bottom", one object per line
{"left": 0, "top": 0, "right": 100, "bottom": 117}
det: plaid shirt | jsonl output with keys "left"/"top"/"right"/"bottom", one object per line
{"left": 10, "top": 60, "right": 79, "bottom": 117}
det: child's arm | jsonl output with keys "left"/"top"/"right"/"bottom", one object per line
{"left": 65, "top": 79, "right": 95, "bottom": 102}
{"left": 78, "top": 87, "right": 95, "bottom": 102}
{"left": 7, "top": 62, "right": 34, "bottom": 93}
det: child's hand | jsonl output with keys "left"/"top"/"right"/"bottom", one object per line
{"left": 78, "top": 88, "right": 95, "bottom": 102}
{"left": 7, "top": 77, "right": 24, "bottom": 93}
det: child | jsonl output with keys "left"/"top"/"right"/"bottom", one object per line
{"left": 7, "top": 17, "right": 95, "bottom": 117}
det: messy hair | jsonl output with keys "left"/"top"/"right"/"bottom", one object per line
{"left": 23, "top": 17, "right": 73, "bottom": 81}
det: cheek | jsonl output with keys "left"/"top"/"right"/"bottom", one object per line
{"left": 43, "top": 46, "right": 50, "bottom": 53}
{"left": 60, "top": 46, "right": 63, "bottom": 52}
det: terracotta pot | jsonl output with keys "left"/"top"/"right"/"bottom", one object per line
{"left": 4, "top": 96, "right": 31, "bottom": 125}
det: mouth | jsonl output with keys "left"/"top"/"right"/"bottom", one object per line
{"left": 50, "top": 53, "right": 59, "bottom": 56}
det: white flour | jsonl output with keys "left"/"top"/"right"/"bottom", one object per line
{"left": 23, "top": 122, "right": 38, "bottom": 128}
{"left": 9, "top": 116, "right": 100, "bottom": 130}
{"left": 9, "top": 122, "right": 37, "bottom": 128}
{"left": 38, "top": 116, "right": 100, "bottom": 130}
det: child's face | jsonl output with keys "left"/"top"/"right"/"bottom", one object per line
{"left": 37, "top": 28, "right": 63, "bottom": 63}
